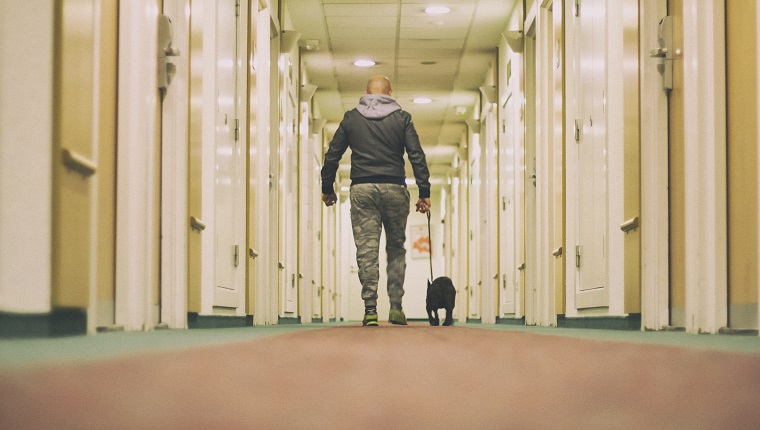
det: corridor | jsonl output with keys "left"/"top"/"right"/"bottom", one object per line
{"left": 2, "top": 0, "right": 760, "bottom": 427}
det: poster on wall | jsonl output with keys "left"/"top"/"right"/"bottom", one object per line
{"left": 410, "top": 225, "right": 430, "bottom": 258}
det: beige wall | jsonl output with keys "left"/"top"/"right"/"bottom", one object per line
{"left": 623, "top": 0, "right": 641, "bottom": 314}
{"left": 727, "top": 0, "right": 759, "bottom": 328}
{"left": 52, "top": 0, "right": 96, "bottom": 309}
{"left": 95, "top": 0, "right": 119, "bottom": 321}
{"left": 187, "top": 0, "right": 205, "bottom": 313}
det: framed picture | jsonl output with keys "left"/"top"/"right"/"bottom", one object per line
{"left": 410, "top": 225, "right": 430, "bottom": 259}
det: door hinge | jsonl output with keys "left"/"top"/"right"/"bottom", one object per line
{"left": 235, "top": 0, "right": 240, "bottom": 17}
{"left": 233, "top": 245, "right": 239, "bottom": 267}
{"left": 234, "top": 118, "right": 239, "bottom": 141}
{"left": 574, "top": 0, "right": 581, "bottom": 17}
{"left": 575, "top": 245, "right": 582, "bottom": 268}
{"left": 574, "top": 119, "right": 582, "bottom": 143}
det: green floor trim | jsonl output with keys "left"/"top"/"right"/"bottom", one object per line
{"left": 311, "top": 318, "right": 323, "bottom": 323}
{"left": 2, "top": 321, "right": 759, "bottom": 369}
{"left": 473, "top": 323, "right": 760, "bottom": 353}
{"left": 187, "top": 313, "right": 251, "bottom": 329}
{"left": 0, "top": 323, "right": 344, "bottom": 368}
{"left": 277, "top": 316, "right": 301, "bottom": 325}
{"left": 466, "top": 318, "right": 482, "bottom": 324}
{"left": 557, "top": 314, "right": 641, "bottom": 331}
{"left": 0, "top": 308, "right": 87, "bottom": 339}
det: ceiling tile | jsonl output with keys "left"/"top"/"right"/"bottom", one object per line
{"left": 326, "top": 16, "right": 397, "bottom": 27}
{"left": 330, "top": 38, "right": 396, "bottom": 50}
{"left": 323, "top": 4, "right": 398, "bottom": 17}
{"left": 328, "top": 26, "right": 396, "bottom": 39}
{"left": 399, "top": 38, "right": 464, "bottom": 50}
{"left": 400, "top": 27, "right": 468, "bottom": 40}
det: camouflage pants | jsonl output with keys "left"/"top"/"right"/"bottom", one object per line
{"left": 350, "top": 183, "right": 410, "bottom": 308}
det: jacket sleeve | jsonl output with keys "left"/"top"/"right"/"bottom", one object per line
{"left": 403, "top": 115, "right": 431, "bottom": 199}
{"left": 321, "top": 115, "right": 350, "bottom": 195}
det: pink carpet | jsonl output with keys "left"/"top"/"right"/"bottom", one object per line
{"left": 1, "top": 324, "right": 759, "bottom": 429}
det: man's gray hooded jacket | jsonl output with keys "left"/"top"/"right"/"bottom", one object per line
{"left": 321, "top": 94, "right": 431, "bottom": 199}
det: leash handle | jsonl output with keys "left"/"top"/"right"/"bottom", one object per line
{"left": 427, "top": 210, "right": 433, "bottom": 281}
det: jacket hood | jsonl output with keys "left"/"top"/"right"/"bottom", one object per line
{"left": 356, "top": 94, "right": 402, "bottom": 119}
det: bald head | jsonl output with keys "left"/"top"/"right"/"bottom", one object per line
{"left": 366, "top": 75, "right": 393, "bottom": 95}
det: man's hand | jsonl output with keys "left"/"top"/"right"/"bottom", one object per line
{"left": 322, "top": 193, "right": 338, "bottom": 207}
{"left": 415, "top": 198, "right": 431, "bottom": 213}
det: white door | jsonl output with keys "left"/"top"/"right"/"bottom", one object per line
{"left": 280, "top": 88, "right": 298, "bottom": 316}
{"left": 499, "top": 84, "right": 517, "bottom": 317}
{"left": 574, "top": 0, "right": 608, "bottom": 308}
{"left": 480, "top": 105, "right": 499, "bottom": 323}
{"left": 214, "top": 0, "right": 245, "bottom": 311}
{"left": 468, "top": 139, "right": 481, "bottom": 320}
{"left": 524, "top": 25, "right": 538, "bottom": 325}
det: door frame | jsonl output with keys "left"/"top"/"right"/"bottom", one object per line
{"left": 536, "top": 0, "right": 557, "bottom": 326}
{"left": 639, "top": 0, "right": 670, "bottom": 331}
{"left": 115, "top": 0, "right": 159, "bottom": 332}
{"left": 523, "top": 17, "right": 538, "bottom": 325}
{"left": 681, "top": 0, "right": 727, "bottom": 334}
{"left": 160, "top": 0, "right": 191, "bottom": 329}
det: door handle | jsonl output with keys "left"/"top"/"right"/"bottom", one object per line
{"left": 62, "top": 149, "right": 97, "bottom": 178}
{"left": 649, "top": 47, "right": 668, "bottom": 58}
{"left": 652, "top": 16, "right": 674, "bottom": 91}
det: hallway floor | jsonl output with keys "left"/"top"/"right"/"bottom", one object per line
{"left": 1, "top": 323, "right": 760, "bottom": 429}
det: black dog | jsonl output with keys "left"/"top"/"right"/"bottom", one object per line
{"left": 426, "top": 276, "right": 456, "bottom": 326}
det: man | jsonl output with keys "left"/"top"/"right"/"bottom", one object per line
{"left": 321, "top": 75, "right": 431, "bottom": 327}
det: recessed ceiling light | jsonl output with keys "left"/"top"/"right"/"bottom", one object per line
{"left": 353, "top": 59, "right": 375, "bottom": 67}
{"left": 413, "top": 97, "right": 432, "bottom": 104}
{"left": 425, "top": 5, "right": 450, "bottom": 15}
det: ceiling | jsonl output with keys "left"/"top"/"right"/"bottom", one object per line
{"left": 286, "top": 0, "right": 517, "bottom": 177}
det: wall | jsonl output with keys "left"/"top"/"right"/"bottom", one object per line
{"left": 727, "top": 0, "right": 759, "bottom": 329}
{"left": 0, "top": 1, "right": 54, "bottom": 313}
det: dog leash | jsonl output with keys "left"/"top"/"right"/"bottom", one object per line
{"left": 427, "top": 210, "right": 433, "bottom": 281}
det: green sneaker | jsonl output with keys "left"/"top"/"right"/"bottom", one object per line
{"left": 388, "top": 309, "right": 408, "bottom": 325}
{"left": 363, "top": 311, "right": 379, "bottom": 327}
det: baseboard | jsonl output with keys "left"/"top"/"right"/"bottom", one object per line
{"left": 496, "top": 316, "right": 526, "bottom": 326}
{"left": 278, "top": 316, "right": 301, "bottom": 325}
{"left": 466, "top": 318, "right": 482, "bottom": 324}
{"left": 0, "top": 308, "right": 87, "bottom": 338}
{"left": 719, "top": 327, "right": 760, "bottom": 336}
{"left": 557, "top": 314, "right": 641, "bottom": 331}
{"left": 311, "top": 317, "right": 324, "bottom": 323}
{"left": 187, "top": 312, "right": 251, "bottom": 329}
